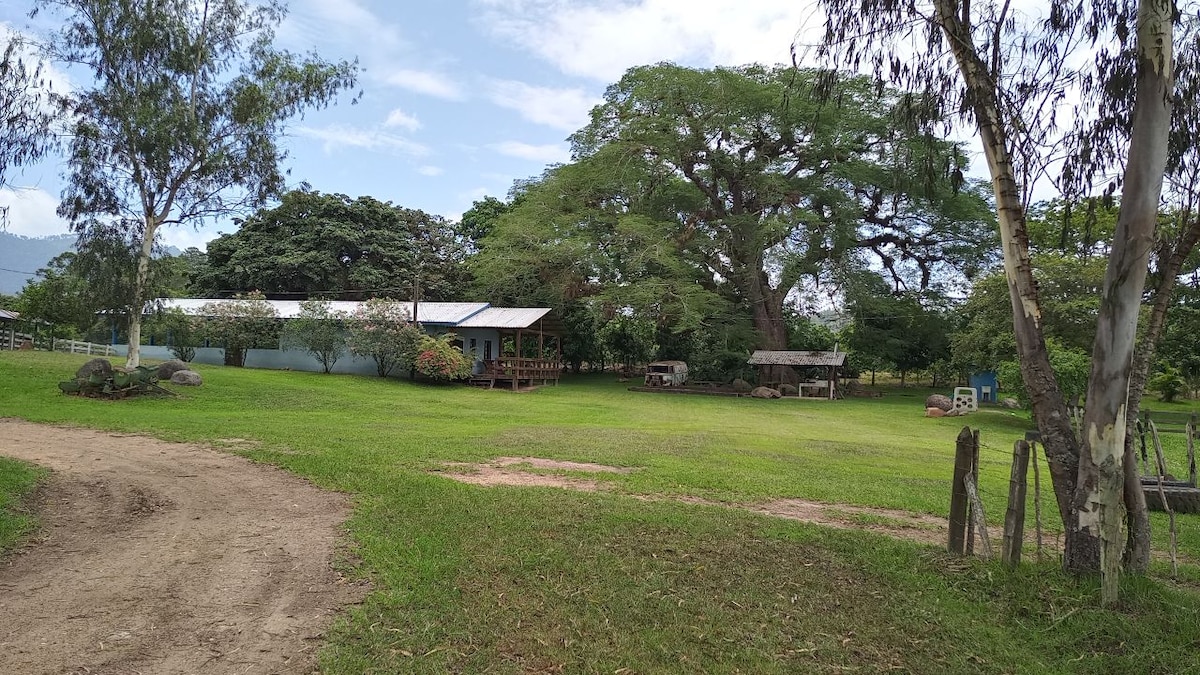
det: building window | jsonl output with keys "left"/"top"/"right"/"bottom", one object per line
{"left": 484, "top": 340, "right": 492, "bottom": 360}
{"left": 469, "top": 338, "right": 477, "bottom": 356}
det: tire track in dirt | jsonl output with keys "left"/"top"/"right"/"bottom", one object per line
{"left": 0, "top": 420, "right": 366, "bottom": 675}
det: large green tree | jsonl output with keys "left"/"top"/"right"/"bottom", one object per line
{"left": 197, "top": 189, "right": 466, "bottom": 301}
{"left": 568, "top": 64, "right": 994, "bottom": 352}
{"left": 39, "top": 0, "right": 357, "bottom": 367}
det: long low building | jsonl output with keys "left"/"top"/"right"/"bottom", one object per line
{"left": 115, "top": 298, "right": 563, "bottom": 385}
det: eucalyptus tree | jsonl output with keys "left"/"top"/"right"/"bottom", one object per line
{"left": 0, "top": 32, "right": 55, "bottom": 189}
{"left": 814, "top": 0, "right": 1174, "bottom": 596}
{"left": 36, "top": 0, "right": 358, "bottom": 367}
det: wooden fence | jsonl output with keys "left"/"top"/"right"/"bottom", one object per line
{"left": 2, "top": 329, "right": 33, "bottom": 350}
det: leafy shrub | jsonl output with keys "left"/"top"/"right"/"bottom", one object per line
{"left": 156, "top": 307, "right": 203, "bottom": 362}
{"left": 599, "top": 315, "right": 657, "bottom": 374}
{"left": 414, "top": 334, "right": 471, "bottom": 381}
{"left": 346, "top": 299, "right": 423, "bottom": 377}
{"left": 282, "top": 300, "right": 347, "bottom": 373}
{"left": 1149, "top": 362, "right": 1187, "bottom": 403}
{"left": 997, "top": 339, "right": 1091, "bottom": 406}
{"left": 200, "top": 292, "right": 280, "bottom": 367}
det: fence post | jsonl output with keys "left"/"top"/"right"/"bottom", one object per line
{"left": 1188, "top": 414, "right": 1197, "bottom": 487}
{"left": 1002, "top": 439, "right": 1031, "bottom": 567}
{"left": 967, "top": 429, "right": 980, "bottom": 555}
{"left": 964, "top": 473, "right": 993, "bottom": 559}
{"left": 1148, "top": 420, "right": 1179, "bottom": 578}
{"left": 949, "top": 426, "right": 975, "bottom": 555}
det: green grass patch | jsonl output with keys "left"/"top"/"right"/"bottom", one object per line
{"left": 0, "top": 455, "right": 46, "bottom": 554}
{"left": 2, "top": 351, "right": 1200, "bottom": 673}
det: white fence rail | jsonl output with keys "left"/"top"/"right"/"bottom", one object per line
{"left": 52, "top": 339, "right": 118, "bottom": 357}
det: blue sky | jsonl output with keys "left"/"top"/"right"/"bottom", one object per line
{"left": 0, "top": 0, "right": 818, "bottom": 251}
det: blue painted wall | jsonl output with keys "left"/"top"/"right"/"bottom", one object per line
{"left": 969, "top": 370, "right": 999, "bottom": 403}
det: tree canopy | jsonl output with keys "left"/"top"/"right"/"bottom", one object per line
{"left": 38, "top": 0, "right": 358, "bottom": 366}
{"left": 196, "top": 189, "right": 467, "bottom": 301}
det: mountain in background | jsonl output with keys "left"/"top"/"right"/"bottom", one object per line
{"left": 0, "top": 232, "right": 76, "bottom": 295}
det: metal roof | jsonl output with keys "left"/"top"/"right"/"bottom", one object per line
{"left": 456, "top": 307, "right": 553, "bottom": 330}
{"left": 151, "top": 299, "right": 533, "bottom": 326}
{"left": 0, "top": 308, "right": 20, "bottom": 321}
{"left": 747, "top": 350, "right": 847, "bottom": 367}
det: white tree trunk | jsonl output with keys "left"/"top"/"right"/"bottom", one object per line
{"left": 933, "top": 0, "right": 1088, "bottom": 569}
{"left": 125, "top": 216, "right": 159, "bottom": 368}
{"left": 1076, "top": 0, "right": 1173, "bottom": 606}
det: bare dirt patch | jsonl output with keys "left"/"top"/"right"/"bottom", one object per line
{"left": 436, "top": 456, "right": 634, "bottom": 491}
{"left": 437, "top": 458, "right": 996, "bottom": 548}
{"left": 0, "top": 420, "right": 366, "bottom": 675}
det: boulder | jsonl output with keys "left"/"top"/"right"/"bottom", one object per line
{"left": 779, "top": 383, "right": 798, "bottom": 397}
{"left": 924, "top": 393, "right": 953, "bottom": 411}
{"left": 156, "top": 359, "right": 190, "bottom": 380}
{"left": 751, "top": 386, "right": 782, "bottom": 399}
{"left": 1001, "top": 397, "right": 1022, "bottom": 410}
{"left": 925, "top": 407, "right": 946, "bottom": 418}
{"left": 170, "top": 370, "right": 203, "bottom": 386}
{"left": 732, "top": 378, "right": 753, "bottom": 393}
{"left": 75, "top": 357, "right": 114, "bottom": 380}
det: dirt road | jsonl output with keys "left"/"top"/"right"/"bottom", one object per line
{"left": 0, "top": 419, "right": 365, "bottom": 675}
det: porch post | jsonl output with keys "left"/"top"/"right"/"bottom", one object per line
{"left": 514, "top": 328, "right": 522, "bottom": 391}
{"left": 538, "top": 324, "right": 545, "bottom": 385}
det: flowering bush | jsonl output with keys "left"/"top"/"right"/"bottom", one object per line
{"left": 346, "top": 299, "right": 422, "bottom": 377}
{"left": 414, "top": 334, "right": 471, "bottom": 381}
{"left": 200, "top": 292, "right": 280, "bottom": 367}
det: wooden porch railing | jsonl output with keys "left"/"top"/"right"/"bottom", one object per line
{"left": 472, "top": 357, "right": 562, "bottom": 389}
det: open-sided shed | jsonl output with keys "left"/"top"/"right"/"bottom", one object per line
{"left": 747, "top": 350, "right": 847, "bottom": 399}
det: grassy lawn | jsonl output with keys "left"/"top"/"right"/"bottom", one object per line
{"left": 2, "top": 351, "right": 1199, "bottom": 673}
{"left": 0, "top": 456, "right": 46, "bottom": 555}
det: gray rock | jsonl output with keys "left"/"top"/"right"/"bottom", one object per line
{"left": 156, "top": 359, "right": 190, "bottom": 380}
{"left": 925, "top": 393, "right": 953, "bottom": 411}
{"left": 75, "top": 358, "right": 114, "bottom": 380}
{"left": 750, "top": 386, "right": 782, "bottom": 399}
{"left": 779, "top": 383, "right": 798, "bottom": 397}
{"left": 170, "top": 370, "right": 203, "bottom": 386}
{"left": 732, "top": 378, "right": 753, "bottom": 392}
{"left": 1001, "top": 397, "right": 1022, "bottom": 409}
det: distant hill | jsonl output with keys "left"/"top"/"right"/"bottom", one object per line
{"left": 0, "top": 232, "right": 76, "bottom": 295}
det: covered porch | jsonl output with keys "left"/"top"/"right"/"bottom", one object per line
{"left": 461, "top": 309, "right": 564, "bottom": 390}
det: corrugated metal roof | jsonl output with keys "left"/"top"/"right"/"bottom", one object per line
{"left": 747, "top": 350, "right": 847, "bottom": 367}
{"left": 0, "top": 308, "right": 20, "bottom": 321}
{"left": 152, "top": 297, "right": 499, "bottom": 324}
{"left": 456, "top": 307, "right": 552, "bottom": 329}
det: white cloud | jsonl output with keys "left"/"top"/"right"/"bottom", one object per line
{"left": 381, "top": 68, "right": 465, "bottom": 101}
{"left": 475, "top": 0, "right": 813, "bottom": 81}
{"left": 417, "top": 165, "right": 444, "bottom": 176}
{"left": 295, "top": 124, "right": 431, "bottom": 157}
{"left": 281, "top": 0, "right": 408, "bottom": 56}
{"left": 0, "top": 187, "right": 71, "bottom": 238}
{"left": 384, "top": 108, "right": 422, "bottom": 132}
{"left": 159, "top": 223, "right": 224, "bottom": 252}
{"left": 486, "top": 79, "right": 601, "bottom": 132}
{"left": 488, "top": 141, "right": 571, "bottom": 164}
